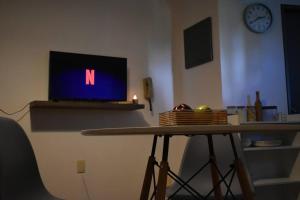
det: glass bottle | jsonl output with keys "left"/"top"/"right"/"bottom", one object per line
{"left": 255, "top": 91, "right": 263, "bottom": 121}
{"left": 246, "top": 95, "right": 255, "bottom": 121}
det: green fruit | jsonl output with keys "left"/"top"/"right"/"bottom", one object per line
{"left": 195, "top": 105, "right": 212, "bottom": 112}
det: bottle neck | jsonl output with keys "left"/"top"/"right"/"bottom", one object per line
{"left": 256, "top": 91, "right": 260, "bottom": 101}
{"left": 247, "top": 95, "right": 251, "bottom": 106}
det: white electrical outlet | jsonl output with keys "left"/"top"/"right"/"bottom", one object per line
{"left": 77, "top": 160, "right": 86, "bottom": 173}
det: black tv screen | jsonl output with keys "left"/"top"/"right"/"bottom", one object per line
{"left": 49, "top": 51, "right": 127, "bottom": 101}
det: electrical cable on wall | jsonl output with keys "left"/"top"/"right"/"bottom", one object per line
{"left": 81, "top": 174, "right": 92, "bottom": 200}
{"left": 0, "top": 102, "right": 30, "bottom": 122}
{"left": 0, "top": 102, "right": 30, "bottom": 115}
{"left": 16, "top": 110, "right": 30, "bottom": 122}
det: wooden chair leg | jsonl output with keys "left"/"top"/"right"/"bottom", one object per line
{"left": 235, "top": 159, "right": 254, "bottom": 200}
{"left": 140, "top": 156, "right": 156, "bottom": 200}
{"left": 155, "top": 161, "right": 169, "bottom": 200}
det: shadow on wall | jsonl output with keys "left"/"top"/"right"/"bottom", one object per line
{"left": 30, "top": 109, "right": 149, "bottom": 131}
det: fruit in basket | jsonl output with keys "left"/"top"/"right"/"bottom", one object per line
{"left": 195, "top": 105, "right": 212, "bottom": 112}
{"left": 173, "top": 104, "right": 193, "bottom": 112}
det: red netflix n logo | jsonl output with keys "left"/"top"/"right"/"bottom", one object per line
{"left": 85, "top": 69, "right": 95, "bottom": 85}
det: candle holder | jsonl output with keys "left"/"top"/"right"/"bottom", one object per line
{"left": 132, "top": 95, "right": 138, "bottom": 104}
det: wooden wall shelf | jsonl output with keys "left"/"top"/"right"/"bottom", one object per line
{"left": 227, "top": 105, "right": 278, "bottom": 110}
{"left": 30, "top": 101, "right": 145, "bottom": 111}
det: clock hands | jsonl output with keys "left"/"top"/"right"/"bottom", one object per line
{"left": 250, "top": 16, "right": 266, "bottom": 24}
{"left": 244, "top": 4, "right": 272, "bottom": 33}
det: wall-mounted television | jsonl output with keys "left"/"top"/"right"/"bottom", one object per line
{"left": 49, "top": 51, "right": 127, "bottom": 101}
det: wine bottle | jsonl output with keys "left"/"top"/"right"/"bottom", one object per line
{"left": 255, "top": 91, "right": 263, "bottom": 121}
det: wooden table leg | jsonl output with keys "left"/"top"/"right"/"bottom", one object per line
{"left": 155, "top": 136, "right": 170, "bottom": 200}
{"left": 207, "top": 135, "right": 223, "bottom": 200}
{"left": 235, "top": 159, "right": 254, "bottom": 200}
{"left": 140, "top": 156, "right": 156, "bottom": 200}
{"left": 140, "top": 135, "right": 158, "bottom": 200}
{"left": 156, "top": 160, "right": 169, "bottom": 200}
{"left": 229, "top": 134, "right": 254, "bottom": 200}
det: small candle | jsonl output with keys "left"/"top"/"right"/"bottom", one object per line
{"left": 132, "top": 94, "right": 138, "bottom": 104}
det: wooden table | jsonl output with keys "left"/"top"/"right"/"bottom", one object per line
{"left": 82, "top": 123, "right": 300, "bottom": 200}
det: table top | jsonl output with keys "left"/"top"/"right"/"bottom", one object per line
{"left": 82, "top": 122, "right": 300, "bottom": 136}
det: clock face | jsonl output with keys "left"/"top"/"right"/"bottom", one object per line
{"left": 244, "top": 3, "right": 272, "bottom": 33}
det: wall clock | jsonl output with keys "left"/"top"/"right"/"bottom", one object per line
{"left": 243, "top": 3, "right": 272, "bottom": 33}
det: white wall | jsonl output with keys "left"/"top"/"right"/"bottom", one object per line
{"left": 168, "top": 0, "right": 224, "bottom": 109}
{"left": 0, "top": 0, "right": 175, "bottom": 199}
{"left": 166, "top": 0, "right": 224, "bottom": 193}
{"left": 219, "top": 2, "right": 300, "bottom": 199}
{"left": 3, "top": 0, "right": 299, "bottom": 198}
{"left": 219, "top": 0, "right": 300, "bottom": 112}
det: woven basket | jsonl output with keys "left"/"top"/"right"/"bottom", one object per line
{"left": 159, "top": 110, "right": 228, "bottom": 126}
